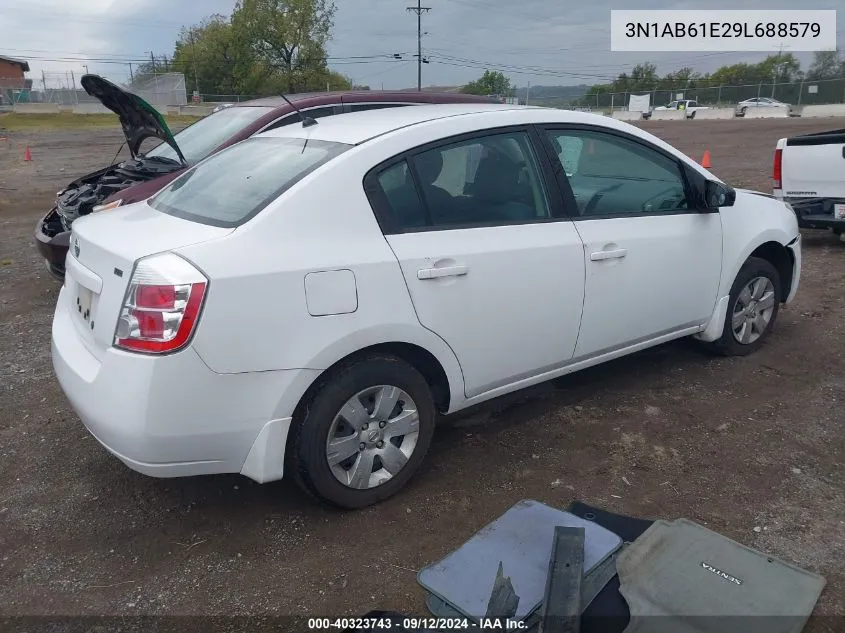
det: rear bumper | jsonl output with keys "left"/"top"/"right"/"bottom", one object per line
{"left": 34, "top": 208, "right": 70, "bottom": 275}
{"left": 51, "top": 286, "right": 318, "bottom": 482}
{"left": 783, "top": 198, "right": 845, "bottom": 230}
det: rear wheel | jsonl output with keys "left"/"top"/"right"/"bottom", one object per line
{"left": 288, "top": 355, "right": 436, "bottom": 509}
{"left": 702, "top": 257, "right": 781, "bottom": 356}
{"left": 740, "top": 106, "right": 748, "bottom": 116}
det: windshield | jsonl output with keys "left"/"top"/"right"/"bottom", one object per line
{"left": 145, "top": 105, "right": 275, "bottom": 165}
{"left": 149, "top": 137, "right": 350, "bottom": 227}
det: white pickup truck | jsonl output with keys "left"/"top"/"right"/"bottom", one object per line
{"left": 644, "top": 99, "right": 710, "bottom": 119}
{"left": 774, "top": 128, "right": 845, "bottom": 236}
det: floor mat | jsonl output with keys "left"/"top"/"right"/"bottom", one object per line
{"left": 617, "top": 518, "right": 826, "bottom": 633}
{"left": 417, "top": 499, "right": 623, "bottom": 623}
{"left": 569, "top": 502, "right": 654, "bottom": 633}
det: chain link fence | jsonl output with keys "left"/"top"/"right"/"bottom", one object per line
{"left": 3, "top": 71, "right": 187, "bottom": 108}
{"left": 589, "top": 76, "right": 845, "bottom": 110}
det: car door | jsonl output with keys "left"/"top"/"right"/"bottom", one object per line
{"left": 364, "top": 128, "right": 586, "bottom": 399}
{"left": 540, "top": 126, "right": 723, "bottom": 360}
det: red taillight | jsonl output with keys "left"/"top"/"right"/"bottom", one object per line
{"left": 136, "top": 285, "right": 176, "bottom": 309}
{"left": 114, "top": 253, "right": 208, "bottom": 354}
{"left": 773, "top": 148, "right": 782, "bottom": 189}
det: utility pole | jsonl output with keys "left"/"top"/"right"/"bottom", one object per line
{"left": 526, "top": 81, "right": 530, "bottom": 106}
{"left": 407, "top": 0, "right": 431, "bottom": 91}
{"left": 772, "top": 41, "right": 784, "bottom": 99}
{"left": 189, "top": 31, "right": 200, "bottom": 97}
{"left": 129, "top": 62, "right": 134, "bottom": 83}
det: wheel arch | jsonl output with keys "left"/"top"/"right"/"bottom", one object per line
{"left": 748, "top": 241, "right": 794, "bottom": 301}
{"left": 283, "top": 326, "right": 465, "bottom": 427}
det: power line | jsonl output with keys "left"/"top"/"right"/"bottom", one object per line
{"left": 406, "top": 0, "right": 431, "bottom": 91}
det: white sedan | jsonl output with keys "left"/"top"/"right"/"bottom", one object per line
{"left": 735, "top": 97, "right": 794, "bottom": 117}
{"left": 52, "top": 104, "right": 801, "bottom": 508}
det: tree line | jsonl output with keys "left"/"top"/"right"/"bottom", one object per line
{"left": 130, "top": 0, "right": 363, "bottom": 98}
{"left": 576, "top": 50, "right": 845, "bottom": 105}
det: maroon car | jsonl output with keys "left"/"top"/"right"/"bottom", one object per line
{"left": 35, "top": 75, "right": 497, "bottom": 279}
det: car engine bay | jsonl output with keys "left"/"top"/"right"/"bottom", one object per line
{"left": 53, "top": 156, "right": 182, "bottom": 231}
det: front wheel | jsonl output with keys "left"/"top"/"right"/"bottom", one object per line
{"left": 701, "top": 257, "right": 781, "bottom": 356}
{"left": 287, "top": 355, "right": 436, "bottom": 509}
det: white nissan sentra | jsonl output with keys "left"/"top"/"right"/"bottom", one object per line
{"left": 52, "top": 104, "right": 801, "bottom": 508}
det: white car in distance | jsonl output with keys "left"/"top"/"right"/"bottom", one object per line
{"left": 735, "top": 97, "right": 794, "bottom": 117}
{"left": 52, "top": 104, "right": 802, "bottom": 508}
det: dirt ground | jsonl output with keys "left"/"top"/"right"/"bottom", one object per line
{"left": 1, "top": 118, "right": 844, "bottom": 630}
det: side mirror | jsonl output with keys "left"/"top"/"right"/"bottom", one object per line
{"left": 705, "top": 180, "right": 736, "bottom": 208}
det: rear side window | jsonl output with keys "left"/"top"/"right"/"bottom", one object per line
{"left": 368, "top": 131, "right": 551, "bottom": 232}
{"left": 349, "top": 103, "right": 412, "bottom": 112}
{"left": 149, "top": 137, "right": 350, "bottom": 227}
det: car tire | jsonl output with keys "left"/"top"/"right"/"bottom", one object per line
{"left": 287, "top": 354, "right": 436, "bottom": 509}
{"left": 740, "top": 106, "right": 747, "bottom": 116}
{"left": 702, "top": 257, "right": 781, "bottom": 357}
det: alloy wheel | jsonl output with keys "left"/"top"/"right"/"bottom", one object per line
{"left": 731, "top": 276, "right": 776, "bottom": 345}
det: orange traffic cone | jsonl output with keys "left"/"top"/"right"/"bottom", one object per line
{"left": 701, "top": 150, "right": 711, "bottom": 168}
{"left": 23, "top": 145, "right": 32, "bottom": 162}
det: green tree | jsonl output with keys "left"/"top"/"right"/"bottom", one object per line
{"left": 806, "top": 49, "right": 843, "bottom": 81}
{"left": 628, "top": 62, "right": 658, "bottom": 91}
{"left": 171, "top": 15, "right": 242, "bottom": 96}
{"left": 231, "top": 0, "right": 337, "bottom": 93}
{"left": 461, "top": 70, "right": 512, "bottom": 96}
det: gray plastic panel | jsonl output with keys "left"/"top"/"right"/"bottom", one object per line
{"left": 417, "top": 499, "right": 623, "bottom": 622}
{"left": 617, "top": 518, "right": 826, "bottom": 633}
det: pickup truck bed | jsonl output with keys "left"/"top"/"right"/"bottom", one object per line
{"left": 774, "top": 128, "right": 845, "bottom": 233}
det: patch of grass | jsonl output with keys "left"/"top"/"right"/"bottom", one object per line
{"left": 0, "top": 111, "right": 201, "bottom": 132}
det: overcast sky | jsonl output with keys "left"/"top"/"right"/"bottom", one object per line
{"left": 1, "top": 0, "right": 843, "bottom": 91}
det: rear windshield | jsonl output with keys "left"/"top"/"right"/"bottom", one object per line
{"left": 145, "top": 105, "right": 275, "bottom": 165}
{"left": 149, "top": 137, "right": 350, "bottom": 227}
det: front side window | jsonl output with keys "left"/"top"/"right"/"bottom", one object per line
{"left": 150, "top": 137, "right": 350, "bottom": 227}
{"left": 545, "top": 129, "right": 689, "bottom": 217}
{"left": 407, "top": 131, "right": 550, "bottom": 228}
{"left": 145, "top": 105, "right": 274, "bottom": 165}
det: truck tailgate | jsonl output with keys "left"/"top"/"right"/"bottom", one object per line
{"left": 781, "top": 131, "right": 845, "bottom": 199}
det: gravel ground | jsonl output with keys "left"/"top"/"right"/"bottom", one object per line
{"left": 0, "top": 118, "right": 843, "bottom": 631}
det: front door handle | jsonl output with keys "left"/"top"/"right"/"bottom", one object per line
{"left": 590, "top": 248, "right": 628, "bottom": 261}
{"left": 417, "top": 265, "right": 468, "bottom": 280}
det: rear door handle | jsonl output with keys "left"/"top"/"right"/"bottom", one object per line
{"left": 590, "top": 248, "right": 628, "bottom": 261}
{"left": 417, "top": 265, "right": 468, "bottom": 280}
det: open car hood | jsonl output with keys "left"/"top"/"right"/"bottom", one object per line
{"left": 80, "top": 74, "right": 187, "bottom": 166}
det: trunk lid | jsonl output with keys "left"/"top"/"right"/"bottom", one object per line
{"left": 80, "top": 74, "right": 188, "bottom": 166}
{"left": 63, "top": 201, "right": 232, "bottom": 360}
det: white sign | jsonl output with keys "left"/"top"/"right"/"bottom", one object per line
{"left": 808, "top": 85, "right": 819, "bottom": 94}
{"left": 675, "top": 93, "right": 684, "bottom": 100}
{"left": 834, "top": 204, "right": 845, "bottom": 220}
{"left": 611, "top": 10, "right": 837, "bottom": 52}
{"left": 628, "top": 94, "right": 651, "bottom": 112}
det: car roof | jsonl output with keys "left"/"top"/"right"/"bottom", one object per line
{"left": 233, "top": 90, "right": 494, "bottom": 108}
{"left": 254, "top": 103, "right": 546, "bottom": 145}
